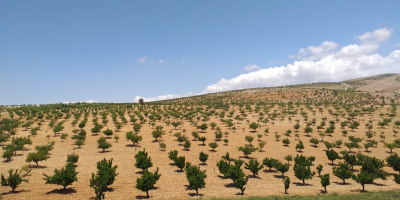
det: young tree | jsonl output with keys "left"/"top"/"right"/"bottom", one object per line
{"left": 263, "top": 157, "right": 278, "bottom": 171}
{"left": 199, "top": 151, "right": 208, "bottom": 164}
{"left": 244, "top": 159, "right": 264, "bottom": 177}
{"left": 245, "top": 135, "right": 254, "bottom": 146}
{"left": 309, "top": 137, "right": 319, "bottom": 147}
{"left": 168, "top": 150, "right": 178, "bottom": 163}
{"left": 183, "top": 140, "right": 191, "bottom": 150}
{"left": 284, "top": 155, "right": 293, "bottom": 165}
{"left": 90, "top": 158, "right": 118, "bottom": 200}
{"left": 258, "top": 141, "right": 266, "bottom": 151}
{"left": 333, "top": 162, "right": 353, "bottom": 184}
{"left": 283, "top": 176, "right": 290, "bottom": 194}
{"left": 296, "top": 140, "right": 304, "bottom": 152}
{"left": 326, "top": 149, "right": 341, "bottom": 165}
{"left": 26, "top": 151, "right": 49, "bottom": 167}
{"left": 103, "top": 129, "right": 113, "bottom": 139}
{"left": 238, "top": 145, "right": 258, "bottom": 157}
{"left": 97, "top": 137, "right": 112, "bottom": 152}
{"left": 43, "top": 162, "right": 78, "bottom": 191}
{"left": 136, "top": 168, "right": 161, "bottom": 198}
{"left": 320, "top": 174, "right": 330, "bottom": 193}
{"left": 1, "top": 168, "right": 31, "bottom": 192}
{"left": 316, "top": 164, "right": 323, "bottom": 177}
{"left": 67, "top": 154, "right": 79, "bottom": 165}
{"left": 275, "top": 162, "right": 290, "bottom": 176}
{"left": 126, "top": 131, "right": 142, "bottom": 146}
{"left": 209, "top": 142, "right": 218, "bottom": 151}
{"left": 176, "top": 156, "right": 186, "bottom": 172}
{"left": 352, "top": 171, "right": 374, "bottom": 192}
{"left": 235, "top": 177, "right": 249, "bottom": 195}
{"left": 185, "top": 165, "right": 207, "bottom": 195}
{"left": 135, "top": 149, "right": 153, "bottom": 171}
{"left": 249, "top": 122, "right": 259, "bottom": 132}
{"left": 199, "top": 136, "right": 207, "bottom": 145}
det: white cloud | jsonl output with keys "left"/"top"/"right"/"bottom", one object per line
{"left": 138, "top": 56, "right": 147, "bottom": 63}
{"left": 244, "top": 64, "right": 261, "bottom": 71}
{"left": 134, "top": 93, "right": 192, "bottom": 103}
{"left": 395, "top": 42, "right": 400, "bottom": 48}
{"left": 295, "top": 41, "right": 339, "bottom": 61}
{"left": 136, "top": 28, "right": 400, "bottom": 102}
{"left": 63, "top": 100, "right": 96, "bottom": 104}
{"left": 158, "top": 59, "right": 164, "bottom": 64}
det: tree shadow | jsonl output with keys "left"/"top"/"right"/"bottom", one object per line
{"left": 182, "top": 149, "right": 190, "bottom": 151}
{"left": 135, "top": 195, "right": 150, "bottom": 199}
{"left": 28, "top": 165, "right": 47, "bottom": 169}
{"left": 125, "top": 144, "right": 140, "bottom": 147}
{"left": 135, "top": 171, "right": 144, "bottom": 174}
{"left": 333, "top": 181, "right": 350, "bottom": 185}
{"left": 238, "top": 156, "right": 252, "bottom": 159}
{"left": 98, "top": 150, "right": 111, "bottom": 153}
{"left": 105, "top": 187, "right": 114, "bottom": 192}
{"left": 263, "top": 169, "right": 277, "bottom": 173}
{"left": 2, "top": 159, "right": 12, "bottom": 163}
{"left": 372, "top": 182, "right": 387, "bottom": 186}
{"left": 273, "top": 175, "right": 285, "bottom": 179}
{"left": 320, "top": 190, "right": 327, "bottom": 194}
{"left": 199, "top": 163, "right": 208, "bottom": 166}
{"left": 1, "top": 189, "right": 30, "bottom": 196}
{"left": 45, "top": 188, "right": 77, "bottom": 195}
{"left": 293, "top": 182, "right": 313, "bottom": 186}
{"left": 224, "top": 183, "right": 236, "bottom": 188}
{"left": 188, "top": 192, "right": 204, "bottom": 197}
{"left": 174, "top": 170, "right": 184, "bottom": 173}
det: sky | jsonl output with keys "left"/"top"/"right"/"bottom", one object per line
{"left": 1, "top": 0, "right": 400, "bottom": 105}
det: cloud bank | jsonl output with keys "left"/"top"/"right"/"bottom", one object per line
{"left": 63, "top": 100, "right": 96, "bottom": 104}
{"left": 135, "top": 28, "right": 400, "bottom": 102}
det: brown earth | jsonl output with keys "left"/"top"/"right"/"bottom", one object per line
{"left": 1, "top": 103, "right": 400, "bottom": 200}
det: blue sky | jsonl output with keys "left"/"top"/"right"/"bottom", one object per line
{"left": 1, "top": 0, "right": 400, "bottom": 105}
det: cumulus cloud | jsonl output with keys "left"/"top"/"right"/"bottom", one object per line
{"left": 295, "top": 41, "right": 339, "bottom": 60}
{"left": 137, "top": 28, "right": 400, "bottom": 102}
{"left": 63, "top": 100, "right": 96, "bottom": 104}
{"left": 158, "top": 59, "right": 164, "bottom": 64}
{"left": 244, "top": 64, "right": 261, "bottom": 71}
{"left": 138, "top": 56, "right": 147, "bottom": 63}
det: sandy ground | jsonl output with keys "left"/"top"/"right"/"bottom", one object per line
{"left": 1, "top": 104, "right": 400, "bottom": 200}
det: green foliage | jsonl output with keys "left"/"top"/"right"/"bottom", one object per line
{"left": 199, "top": 151, "right": 209, "bottom": 164}
{"left": 126, "top": 131, "right": 142, "bottom": 146}
{"left": 283, "top": 176, "right": 290, "bottom": 194}
{"left": 244, "top": 159, "right": 264, "bottom": 177}
{"left": 26, "top": 151, "right": 49, "bottom": 167}
{"left": 67, "top": 154, "right": 79, "bottom": 165}
{"left": 185, "top": 165, "right": 207, "bottom": 195}
{"left": 168, "top": 150, "right": 178, "bottom": 163}
{"left": 209, "top": 142, "right": 218, "bottom": 151}
{"left": 176, "top": 156, "right": 186, "bottom": 171}
{"left": 249, "top": 122, "right": 259, "bottom": 131}
{"left": 326, "top": 149, "right": 341, "bottom": 165}
{"left": 263, "top": 157, "right": 278, "bottom": 171}
{"left": 103, "top": 128, "right": 113, "bottom": 138}
{"left": 90, "top": 158, "right": 118, "bottom": 199}
{"left": 333, "top": 162, "right": 353, "bottom": 184}
{"left": 235, "top": 176, "right": 249, "bottom": 195}
{"left": 97, "top": 137, "right": 112, "bottom": 152}
{"left": 1, "top": 168, "right": 31, "bottom": 192}
{"left": 135, "top": 149, "right": 153, "bottom": 171}
{"left": 136, "top": 168, "right": 161, "bottom": 198}
{"left": 43, "top": 162, "right": 78, "bottom": 190}
{"left": 238, "top": 145, "right": 258, "bottom": 157}
{"left": 320, "top": 174, "right": 330, "bottom": 193}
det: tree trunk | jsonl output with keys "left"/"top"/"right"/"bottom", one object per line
{"left": 362, "top": 184, "right": 364, "bottom": 192}
{"left": 36, "top": 162, "right": 39, "bottom": 167}
{"left": 332, "top": 160, "right": 334, "bottom": 165}
{"left": 302, "top": 179, "right": 305, "bottom": 185}
{"left": 146, "top": 190, "right": 149, "bottom": 198}
{"left": 196, "top": 188, "right": 198, "bottom": 195}
{"left": 324, "top": 186, "right": 326, "bottom": 193}
{"left": 343, "top": 179, "right": 346, "bottom": 184}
